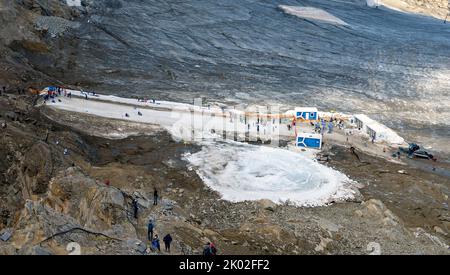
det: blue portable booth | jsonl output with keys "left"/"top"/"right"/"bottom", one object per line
{"left": 295, "top": 107, "right": 319, "bottom": 121}
{"left": 296, "top": 133, "right": 322, "bottom": 149}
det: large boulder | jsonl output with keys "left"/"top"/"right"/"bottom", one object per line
{"left": 20, "top": 142, "right": 53, "bottom": 195}
{"left": 257, "top": 199, "right": 277, "bottom": 212}
{"left": 4, "top": 111, "right": 18, "bottom": 122}
{"left": 44, "top": 167, "right": 134, "bottom": 235}
{"left": 9, "top": 200, "right": 137, "bottom": 254}
{"left": 360, "top": 199, "right": 401, "bottom": 227}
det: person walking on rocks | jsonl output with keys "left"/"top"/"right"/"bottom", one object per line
{"left": 153, "top": 188, "right": 158, "bottom": 205}
{"left": 203, "top": 242, "right": 217, "bottom": 255}
{"left": 132, "top": 198, "right": 139, "bottom": 219}
{"left": 152, "top": 234, "right": 161, "bottom": 252}
{"left": 163, "top": 234, "right": 173, "bottom": 252}
{"left": 210, "top": 242, "right": 217, "bottom": 255}
{"left": 147, "top": 219, "right": 154, "bottom": 241}
{"left": 203, "top": 242, "right": 212, "bottom": 256}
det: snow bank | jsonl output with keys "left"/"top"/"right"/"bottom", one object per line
{"left": 184, "top": 141, "right": 357, "bottom": 207}
{"left": 279, "top": 5, "right": 348, "bottom": 26}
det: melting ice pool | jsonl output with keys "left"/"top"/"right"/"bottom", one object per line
{"left": 184, "top": 141, "right": 358, "bottom": 207}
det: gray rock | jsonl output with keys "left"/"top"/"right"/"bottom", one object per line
{"left": 258, "top": 199, "right": 276, "bottom": 212}
{"left": 29, "top": 246, "right": 53, "bottom": 255}
{"left": 137, "top": 198, "right": 150, "bottom": 208}
{"left": 34, "top": 16, "right": 81, "bottom": 37}
{"left": 136, "top": 242, "right": 147, "bottom": 254}
{"left": 0, "top": 229, "right": 12, "bottom": 242}
{"left": 4, "top": 112, "right": 18, "bottom": 121}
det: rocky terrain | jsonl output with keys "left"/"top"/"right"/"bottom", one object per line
{"left": 0, "top": 0, "right": 449, "bottom": 255}
{"left": 0, "top": 93, "right": 448, "bottom": 255}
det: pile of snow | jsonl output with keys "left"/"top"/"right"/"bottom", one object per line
{"left": 279, "top": 5, "right": 348, "bottom": 26}
{"left": 184, "top": 141, "right": 357, "bottom": 207}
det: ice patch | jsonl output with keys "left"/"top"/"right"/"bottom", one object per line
{"left": 279, "top": 6, "right": 348, "bottom": 26}
{"left": 366, "top": 0, "right": 380, "bottom": 8}
{"left": 66, "top": 0, "right": 81, "bottom": 7}
{"left": 184, "top": 141, "right": 357, "bottom": 206}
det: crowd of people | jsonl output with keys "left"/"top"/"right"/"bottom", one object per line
{"left": 137, "top": 97, "right": 156, "bottom": 104}
{"left": 131, "top": 188, "right": 186, "bottom": 254}
{"left": 43, "top": 86, "right": 72, "bottom": 102}
{"left": 311, "top": 117, "right": 345, "bottom": 135}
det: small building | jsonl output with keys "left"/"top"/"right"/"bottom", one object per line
{"left": 296, "top": 133, "right": 322, "bottom": 149}
{"left": 295, "top": 107, "right": 318, "bottom": 121}
{"left": 352, "top": 114, "right": 404, "bottom": 145}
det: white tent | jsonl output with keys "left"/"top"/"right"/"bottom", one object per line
{"left": 353, "top": 114, "right": 404, "bottom": 145}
